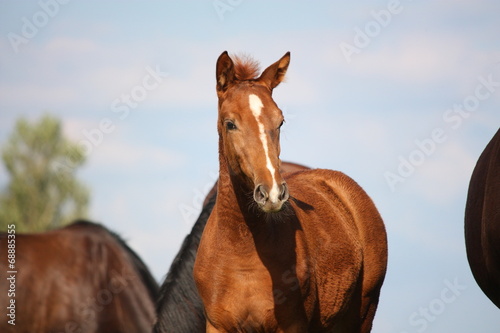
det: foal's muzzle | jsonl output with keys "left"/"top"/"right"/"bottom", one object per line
{"left": 253, "top": 182, "right": 289, "bottom": 213}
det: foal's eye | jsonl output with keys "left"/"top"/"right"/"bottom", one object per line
{"left": 225, "top": 120, "right": 237, "bottom": 131}
{"left": 278, "top": 120, "right": 285, "bottom": 129}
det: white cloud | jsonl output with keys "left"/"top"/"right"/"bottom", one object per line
{"left": 62, "top": 117, "right": 97, "bottom": 142}
{"left": 0, "top": 84, "right": 78, "bottom": 109}
{"left": 44, "top": 36, "right": 99, "bottom": 55}
{"left": 89, "top": 140, "right": 185, "bottom": 170}
{"left": 62, "top": 117, "right": 185, "bottom": 170}
{"left": 343, "top": 33, "right": 469, "bottom": 83}
{"left": 148, "top": 64, "right": 214, "bottom": 108}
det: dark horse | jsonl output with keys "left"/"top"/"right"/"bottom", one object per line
{"left": 0, "top": 220, "right": 159, "bottom": 333}
{"left": 193, "top": 52, "right": 387, "bottom": 332}
{"left": 154, "top": 192, "right": 216, "bottom": 333}
{"left": 154, "top": 162, "right": 308, "bottom": 332}
{"left": 465, "top": 128, "right": 500, "bottom": 308}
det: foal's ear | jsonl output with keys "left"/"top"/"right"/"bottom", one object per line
{"left": 216, "top": 51, "right": 235, "bottom": 94}
{"left": 259, "top": 52, "right": 290, "bottom": 90}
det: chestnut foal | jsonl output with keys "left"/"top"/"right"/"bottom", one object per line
{"left": 194, "top": 52, "right": 387, "bottom": 332}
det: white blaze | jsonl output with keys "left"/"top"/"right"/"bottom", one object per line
{"left": 248, "top": 94, "right": 280, "bottom": 202}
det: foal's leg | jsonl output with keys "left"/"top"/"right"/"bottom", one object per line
{"left": 206, "top": 320, "right": 223, "bottom": 333}
{"left": 360, "top": 300, "right": 379, "bottom": 333}
{"left": 206, "top": 322, "right": 222, "bottom": 333}
{"left": 276, "top": 321, "right": 308, "bottom": 333}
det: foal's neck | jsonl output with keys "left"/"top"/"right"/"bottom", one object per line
{"left": 217, "top": 143, "right": 292, "bottom": 241}
{"left": 217, "top": 149, "right": 252, "bottom": 218}
{"left": 217, "top": 133, "right": 266, "bottom": 223}
{"left": 216, "top": 139, "right": 299, "bottom": 267}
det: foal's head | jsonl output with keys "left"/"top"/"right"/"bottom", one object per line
{"left": 216, "top": 51, "right": 291, "bottom": 213}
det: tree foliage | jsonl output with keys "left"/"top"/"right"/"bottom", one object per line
{"left": 0, "top": 114, "right": 89, "bottom": 232}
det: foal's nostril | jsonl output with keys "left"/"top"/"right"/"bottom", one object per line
{"left": 254, "top": 184, "right": 269, "bottom": 205}
{"left": 280, "top": 182, "right": 289, "bottom": 202}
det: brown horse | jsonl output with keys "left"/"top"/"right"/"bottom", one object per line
{"left": 465, "top": 128, "right": 500, "bottom": 308}
{"left": 154, "top": 162, "right": 308, "bottom": 333}
{"left": 0, "top": 220, "right": 158, "bottom": 333}
{"left": 193, "top": 52, "right": 387, "bottom": 332}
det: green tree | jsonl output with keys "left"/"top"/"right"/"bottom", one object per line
{"left": 0, "top": 114, "right": 90, "bottom": 232}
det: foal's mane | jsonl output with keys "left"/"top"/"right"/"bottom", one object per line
{"left": 233, "top": 54, "right": 261, "bottom": 80}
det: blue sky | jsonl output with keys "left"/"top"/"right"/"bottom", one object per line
{"left": 1, "top": 1, "right": 499, "bottom": 331}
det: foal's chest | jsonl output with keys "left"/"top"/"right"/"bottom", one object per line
{"left": 208, "top": 268, "right": 278, "bottom": 329}
{"left": 205, "top": 253, "right": 312, "bottom": 331}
